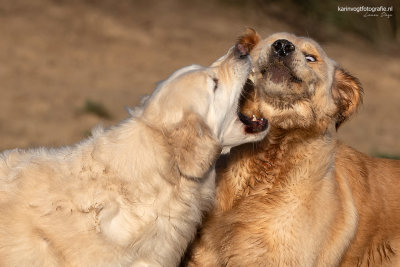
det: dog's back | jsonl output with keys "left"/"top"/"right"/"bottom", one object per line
{"left": 0, "top": 142, "right": 120, "bottom": 266}
{"left": 336, "top": 144, "right": 400, "bottom": 266}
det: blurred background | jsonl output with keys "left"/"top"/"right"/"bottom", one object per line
{"left": 0, "top": 0, "right": 399, "bottom": 157}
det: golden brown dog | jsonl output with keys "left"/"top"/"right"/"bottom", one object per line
{"left": 185, "top": 30, "right": 400, "bottom": 267}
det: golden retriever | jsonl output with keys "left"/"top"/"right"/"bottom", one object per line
{"left": 185, "top": 31, "right": 400, "bottom": 266}
{"left": 0, "top": 38, "right": 267, "bottom": 266}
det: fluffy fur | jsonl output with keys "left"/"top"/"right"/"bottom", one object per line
{"left": 185, "top": 32, "right": 400, "bottom": 266}
{"left": 0, "top": 39, "right": 266, "bottom": 266}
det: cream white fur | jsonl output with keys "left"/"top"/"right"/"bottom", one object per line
{"left": 0, "top": 45, "right": 267, "bottom": 267}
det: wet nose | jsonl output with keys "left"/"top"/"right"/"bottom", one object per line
{"left": 272, "top": 39, "right": 295, "bottom": 57}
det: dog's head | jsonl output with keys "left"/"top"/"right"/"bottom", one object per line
{"left": 136, "top": 33, "right": 268, "bottom": 178}
{"left": 142, "top": 32, "right": 268, "bottom": 153}
{"left": 240, "top": 32, "right": 363, "bottom": 137}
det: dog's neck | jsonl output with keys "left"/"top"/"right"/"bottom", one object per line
{"left": 91, "top": 112, "right": 222, "bottom": 187}
{"left": 216, "top": 125, "right": 337, "bottom": 211}
{"left": 89, "top": 117, "right": 179, "bottom": 184}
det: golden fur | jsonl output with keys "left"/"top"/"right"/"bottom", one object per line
{"left": 185, "top": 31, "right": 400, "bottom": 266}
{"left": 0, "top": 39, "right": 267, "bottom": 266}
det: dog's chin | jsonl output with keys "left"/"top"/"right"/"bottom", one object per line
{"left": 257, "top": 64, "right": 311, "bottom": 110}
{"left": 261, "top": 62, "right": 302, "bottom": 86}
{"left": 220, "top": 116, "right": 268, "bottom": 154}
{"left": 221, "top": 127, "right": 268, "bottom": 154}
{"left": 221, "top": 146, "right": 233, "bottom": 154}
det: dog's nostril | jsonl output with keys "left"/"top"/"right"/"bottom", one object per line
{"left": 284, "top": 43, "right": 295, "bottom": 54}
{"left": 272, "top": 40, "right": 283, "bottom": 52}
{"left": 272, "top": 39, "right": 295, "bottom": 57}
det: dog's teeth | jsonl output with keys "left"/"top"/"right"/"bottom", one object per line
{"left": 252, "top": 115, "right": 257, "bottom": 121}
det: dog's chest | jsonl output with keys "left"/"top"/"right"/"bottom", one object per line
{"left": 214, "top": 144, "right": 342, "bottom": 265}
{"left": 92, "top": 171, "right": 216, "bottom": 254}
{"left": 226, "top": 151, "right": 293, "bottom": 203}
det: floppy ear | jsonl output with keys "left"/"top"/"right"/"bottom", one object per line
{"left": 168, "top": 113, "right": 221, "bottom": 179}
{"left": 332, "top": 68, "right": 363, "bottom": 130}
{"left": 237, "top": 28, "right": 261, "bottom": 53}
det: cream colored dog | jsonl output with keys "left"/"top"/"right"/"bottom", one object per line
{"left": 0, "top": 39, "right": 267, "bottom": 266}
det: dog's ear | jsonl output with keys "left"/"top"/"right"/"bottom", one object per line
{"left": 237, "top": 28, "right": 261, "bottom": 53}
{"left": 332, "top": 68, "right": 363, "bottom": 130}
{"left": 168, "top": 113, "right": 221, "bottom": 179}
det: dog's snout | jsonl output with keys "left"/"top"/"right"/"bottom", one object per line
{"left": 272, "top": 39, "right": 295, "bottom": 57}
{"left": 234, "top": 43, "right": 249, "bottom": 59}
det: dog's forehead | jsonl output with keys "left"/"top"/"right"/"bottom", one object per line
{"left": 169, "top": 65, "right": 204, "bottom": 80}
{"left": 171, "top": 69, "right": 209, "bottom": 86}
{"left": 266, "top": 32, "right": 297, "bottom": 43}
{"left": 295, "top": 37, "right": 327, "bottom": 56}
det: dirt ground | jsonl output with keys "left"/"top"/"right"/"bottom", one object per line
{"left": 0, "top": 0, "right": 399, "bottom": 156}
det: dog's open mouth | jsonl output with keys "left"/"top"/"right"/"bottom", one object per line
{"left": 261, "top": 62, "right": 302, "bottom": 84}
{"left": 237, "top": 79, "right": 268, "bottom": 134}
{"left": 238, "top": 112, "right": 268, "bottom": 134}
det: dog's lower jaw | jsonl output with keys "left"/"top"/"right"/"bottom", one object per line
{"left": 219, "top": 118, "right": 268, "bottom": 154}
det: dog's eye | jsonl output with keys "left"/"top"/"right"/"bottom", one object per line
{"left": 213, "top": 78, "right": 219, "bottom": 92}
{"left": 305, "top": 55, "right": 317, "bottom": 62}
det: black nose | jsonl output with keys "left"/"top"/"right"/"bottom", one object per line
{"left": 272, "top": 39, "right": 295, "bottom": 57}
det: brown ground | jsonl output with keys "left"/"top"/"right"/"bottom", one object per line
{"left": 0, "top": 0, "right": 399, "bottom": 156}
